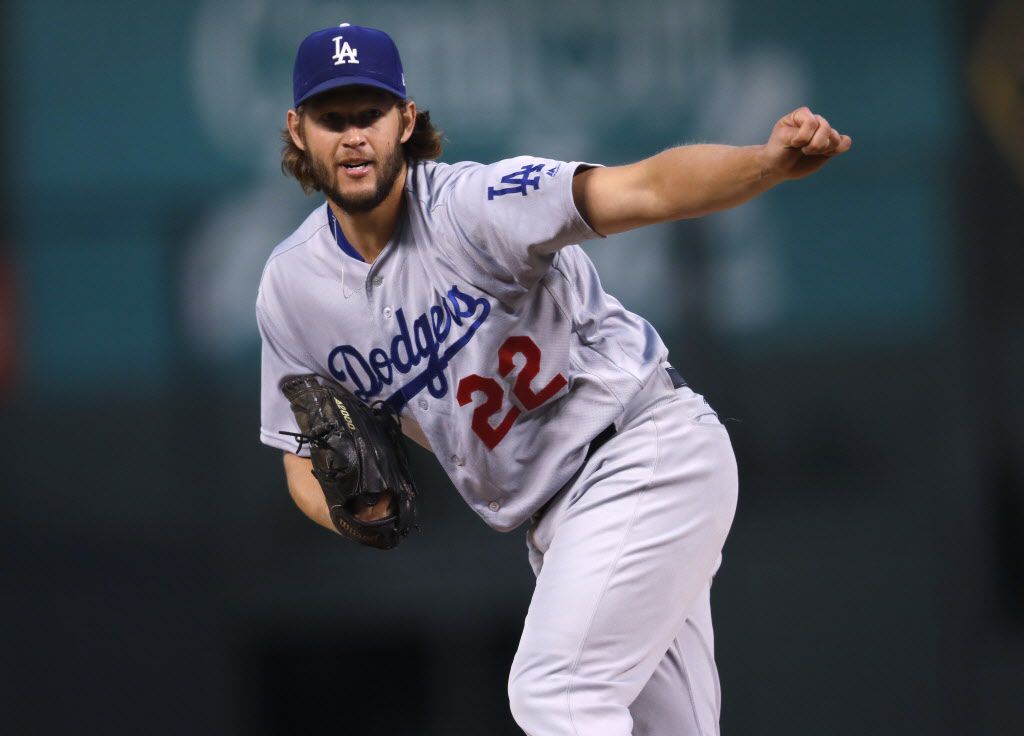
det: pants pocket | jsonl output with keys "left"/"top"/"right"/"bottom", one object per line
{"left": 675, "top": 387, "right": 724, "bottom": 427}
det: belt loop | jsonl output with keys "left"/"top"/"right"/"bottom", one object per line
{"left": 665, "top": 365, "right": 687, "bottom": 389}
{"left": 584, "top": 423, "right": 616, "bottom": 462}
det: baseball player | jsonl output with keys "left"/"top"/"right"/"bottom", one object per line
{"left": 258, "top": 23, "right": 851, "bottom": 736}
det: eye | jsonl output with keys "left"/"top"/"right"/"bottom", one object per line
{"left": 354, "top": 108, "right": 384, "bottom": 127}
{"left": 319, "top": 112, "right": 349, "bottom": 132}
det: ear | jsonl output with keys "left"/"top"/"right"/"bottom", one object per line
{"left": 286, "top": 109, "right": 306, "bottom": 151}
{"left": 399, "top": 100, "right": 417, "bottom": 144}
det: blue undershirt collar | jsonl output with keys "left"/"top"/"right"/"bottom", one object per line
{"left": 326, "top": 204, "right": 366, "bottom": 263}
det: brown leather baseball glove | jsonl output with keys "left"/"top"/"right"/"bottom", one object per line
{"left": 279, "top": 375, "right": 418, "bottom": 550}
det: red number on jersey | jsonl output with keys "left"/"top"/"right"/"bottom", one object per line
{"left": 498, "top": 335, "right": 569, "bottom": 410}
{"left": 456, "top": 374, "right": 522, "bottom": 450}
{"left": 456, "top": 335, "right": 567, "bottom": 449}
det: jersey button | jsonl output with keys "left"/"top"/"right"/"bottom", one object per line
{"left": 417, "top": 397, "right": 428, "bottom": 410}
{"left": 383, "top": 306, "right": 393, "bottom": 319}
{"left": 488, "top": 501, "right": 501, "bottom": 512}
{"left": 451, "top": 455, "right": 464, "bottom": 466}
{"left": 372, "top": 275, "right": 383, "bottom": 287}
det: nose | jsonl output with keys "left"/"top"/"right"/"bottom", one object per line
{"left": 339, "top": 124, "right": 367, "bottom": 148}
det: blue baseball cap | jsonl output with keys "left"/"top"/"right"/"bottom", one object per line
{"left": 292, "top": 23, "right": 406, "bottom": 108}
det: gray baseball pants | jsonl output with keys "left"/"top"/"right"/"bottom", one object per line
{"left": 508, "top": 366, "right": 738, "bottom": 735}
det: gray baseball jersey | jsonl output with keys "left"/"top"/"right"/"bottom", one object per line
{"left": 257, "top": 155, "right": 668, "bottom": 531}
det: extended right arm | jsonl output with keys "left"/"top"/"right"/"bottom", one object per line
{"left": 571, "top": 107, "right": 852, "bottom": 237}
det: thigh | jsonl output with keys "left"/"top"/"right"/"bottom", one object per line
{"left": 630, "top": 581, "right": 721, "bottom": 736}
{"left": 513, "top": 389, "right": 737, "bottom": 715}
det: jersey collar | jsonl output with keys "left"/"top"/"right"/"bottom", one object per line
{"left": 326, "top": 204, "right": 366, "bottom": 263}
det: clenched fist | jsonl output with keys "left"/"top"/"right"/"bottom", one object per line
{"left": 762, "top": 106, "right": 853, "bottom": 180}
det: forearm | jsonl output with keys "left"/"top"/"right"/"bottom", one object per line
{"left": 282, "top": 452, "right": 396, "bottom": 531}
{"left": 574, "top": 143, "right": 783, "bottom": 236}
{"left": 640, "top": 143, "right": 779, "bottom": 221}
{"left": 283, "top": 453, "right": 337, "bottom": 533}
{"left": 574, "top": 109, "right": 850, "bottom": 237}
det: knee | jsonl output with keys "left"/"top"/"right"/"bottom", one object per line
{"left": 509, "top": 664, "right": 632, "bottom": 735}
{"left": 510, "top": 660, "right": 575, "bottom": 734}
{"left": 507, "top": 665, "right": 545, "bottom": 733}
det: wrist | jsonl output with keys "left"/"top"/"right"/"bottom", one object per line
{"left": 753, "top": 144, "right": 786, "bottom": 185}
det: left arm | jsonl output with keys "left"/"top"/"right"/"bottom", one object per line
{"left": 572, "top": 107, "right": 852, "bottom": 236}
{"left": 283, "top": 452, "right": 394, "bottom": 529}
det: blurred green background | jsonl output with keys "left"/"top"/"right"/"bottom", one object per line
{"left": 2, "top": 0, "right": 1022, "bottom": 734}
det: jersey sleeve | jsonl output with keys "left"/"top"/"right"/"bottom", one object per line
{"left": 443, "top": 156, "right": 603, "bottom": 287}
{"left": 257, "top": 300, "right": 312, "bottom": 457}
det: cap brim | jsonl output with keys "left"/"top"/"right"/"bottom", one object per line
{"left": 295, "top": 77, "right": 405, "bottom": 107}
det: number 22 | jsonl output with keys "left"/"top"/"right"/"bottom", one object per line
{"left": 456, "top": 336, "right": 568, "bottom": 450}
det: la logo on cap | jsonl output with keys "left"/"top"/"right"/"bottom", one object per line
{"left": 332, "top": 24, "right": 359, "bottom": 65}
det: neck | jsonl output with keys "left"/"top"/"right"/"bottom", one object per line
{"left": 327, "top": 161, "right": 409, "bottom": 263}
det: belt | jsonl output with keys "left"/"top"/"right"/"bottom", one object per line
{"left": 584, "top": 365, "right": 686, "bottom": 461}
{"left": 533, "top": 365, "right": 687, "bottom": 525}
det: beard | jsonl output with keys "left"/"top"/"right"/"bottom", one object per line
{"left": 308, "top": 138, "right": 406, "bottom": 214}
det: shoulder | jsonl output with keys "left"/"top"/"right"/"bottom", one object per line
{"left": 264, "top": 203, "right": 328, "bottom": 268}
{"left": 410, "top": 156, "right": 577, "bottom": 214}
{"left": 407, "top": 156, "right": 557, "bottom": 196}
{"left": 405, "top": 158, "right": 479, "bottom": 210}
{"left": 257, "top": 203, "right": 328, "bottom": 311}
{"left": 458, "top": 156, "right": 586, "bottom": 196}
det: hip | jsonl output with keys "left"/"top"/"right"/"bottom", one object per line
{"left": 530, "top": 365, "right": 737, "bottom": 538}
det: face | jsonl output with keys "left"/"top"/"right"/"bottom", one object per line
{"left": 289, "top": 87, "right": 416, "bottom": 213}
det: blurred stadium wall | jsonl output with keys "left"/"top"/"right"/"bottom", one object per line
{"left": 1, "top": 0, "right": 1021, "bottom": 734}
